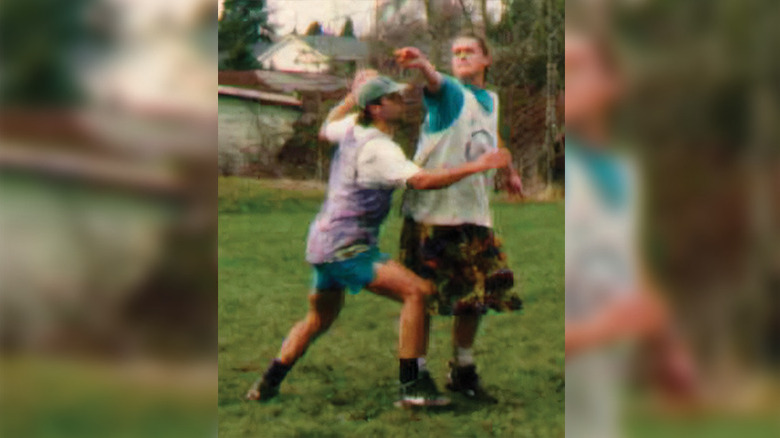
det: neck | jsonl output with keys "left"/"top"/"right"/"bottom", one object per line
{"left": 372, "top": 119, "right": 393, "bottom": 135}
{"left": 459, "top": 72, "right": 485, "bottom": 88}
{"left": 569, "top": 118, "right": 610, "bottom": 148}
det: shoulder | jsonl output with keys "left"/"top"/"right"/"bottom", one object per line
{"left": 425, "top": 75, "right": 465, "bottom": 99}
{"left": 360, "top": 136, "right": 403, "bottom": 158}
{"left": 323, "top": 114, "right": 358, "bottom": 143}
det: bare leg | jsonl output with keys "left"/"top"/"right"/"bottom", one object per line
{"left": 278, "top": 289, "right": 345, "bottom": 365}
{"left": 453, "top": 313, "right": 480, "bottom": 349}
{"left": 366, "top": 260, "right": 434, "bottom": 359}
{"left": 453, "top": 313, "right": 480, "bottom": 362}
{"left": 245, "top": 289, "right": 344, "bottom": 401}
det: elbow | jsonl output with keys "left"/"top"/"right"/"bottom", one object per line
{"left": 317, "top": 129, "right": 332, "bottom": 143}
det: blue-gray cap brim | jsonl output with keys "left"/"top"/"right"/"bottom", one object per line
{"left": 357, "top": 77, "right": 408, "bottom": 108}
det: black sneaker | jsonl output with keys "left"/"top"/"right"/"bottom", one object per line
{"left": 446, "top": 361, "right": 498, "bottom": 403}
{"left": 397, "top": 370, "right": 451, "bottom": 407}
{"left": 246, "top": 359, "right": 292, "bottom": 402}
{"left": 245, "top": 377, "right": 279, "bottom": 402}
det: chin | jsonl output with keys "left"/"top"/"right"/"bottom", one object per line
{"left": 455, "top": 69, "right": 476, "bottom": 79}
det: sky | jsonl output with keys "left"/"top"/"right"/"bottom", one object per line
{"left": 267, "top": 0, "right": 379, "bottom": 37}
{"left": 264, "top": 0, "right": 504, "bottom": 38}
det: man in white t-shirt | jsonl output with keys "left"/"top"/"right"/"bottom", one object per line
{"left": 246, "top": 74, "right": 511, "bottom": 407}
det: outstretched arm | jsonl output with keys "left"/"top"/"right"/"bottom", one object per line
{"left": 406, "top": 149, "right": 511, "bottom": 190}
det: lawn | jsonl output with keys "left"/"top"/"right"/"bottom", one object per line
{"left": 218, "top": 177, "right": 565, "bottom": 437}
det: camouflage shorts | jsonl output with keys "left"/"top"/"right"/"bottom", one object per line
{"left": 399, "top": 218, "right": 523, "bottom": 316}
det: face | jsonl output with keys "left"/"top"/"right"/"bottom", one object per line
{"left": 370, "top": 92, "right": 404, "bottom": 122}
{"left": 451, "top": 37, "right": 490, "bottom": 80}
{"left": 564, "top": 35, "right": 622, "bottom": 124}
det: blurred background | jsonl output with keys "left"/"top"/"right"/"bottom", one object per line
{"left": 0, "top": 1, "right": 217, "bottom": 437}
{"left": 4, "top": 0, "right": 779, "bottom": 436}
{"left": 565, "top": 0, "right": 779, "bottom": 437}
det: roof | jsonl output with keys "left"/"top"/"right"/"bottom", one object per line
{"left": 217, "top": 86, "right": 302, "bottom": 107}
{"left": 251, "top": 40, "right": 275, "bottom": 59}
{"left": 302, "top": 36, "right": 368, "bottom": 60}
{"left": 254, "top": 70, "right": 347, "bottom": 94}
{"left": 254, "top": 35, "right": 368, "bottom": 64}
{"left": 218, "top": 70, "right": 348, "bottom": 94}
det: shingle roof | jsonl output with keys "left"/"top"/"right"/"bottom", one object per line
{"left": 302, "top": 36, "right": 368, "bottom": 60}
{"left": 218, "top": 70, "right": 348, "bottom": 94}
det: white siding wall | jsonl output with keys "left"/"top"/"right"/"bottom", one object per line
{"left": 260, "top": 39, "right": 329, "bottom": 73}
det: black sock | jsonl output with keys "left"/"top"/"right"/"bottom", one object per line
{"left": 263, "top": 358, "right": 293, "bottom": 387}
{"left": 399, "top": 358, "right": 419, "bottom": 384}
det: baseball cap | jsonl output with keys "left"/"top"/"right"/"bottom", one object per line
{"left": 356, "top": 76, "right": 407, "bottom": 108}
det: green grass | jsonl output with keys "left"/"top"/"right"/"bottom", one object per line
{"left": 218, "top": 177, "right": 565, "bottom": 437}
{"left": 627, "top": 412, "right": 780, "bottom": 438}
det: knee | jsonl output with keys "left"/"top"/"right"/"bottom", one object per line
{"left": 305, "top": 315, "right": 325, "bottom": 336}
{"left": 404, "top": 280, "right": 434, "bottom": 303}
{"left": 306, "top": 313, "right": 336, "bottom": 335}
{"left": 418, "top": 280, "right": 436, "bottom": 297}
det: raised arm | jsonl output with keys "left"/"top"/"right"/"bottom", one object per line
{"left": 395, "top": 47, "right": 443, "bottom": 94}
{"left": 318, "top": 69, "right": 378, "bottom": 141}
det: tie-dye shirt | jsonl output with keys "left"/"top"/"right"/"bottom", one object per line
{"left": 306, "top": 117, "right": 420, "bottom": 264}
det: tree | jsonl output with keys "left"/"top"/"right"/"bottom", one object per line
{"left": 340, "top": 17, "right": 355, "bottom": 38}
{"left": 305, "top": 21, "right": 323, "bottom": 36}
{"left": 479, "top": 0, "right": 490, "bottom": 33}
{"left": 218, "top": 0, "right": 273, "bottom": 70}
{"left": 0, "top": 0, "right": 88, "bottom": 106}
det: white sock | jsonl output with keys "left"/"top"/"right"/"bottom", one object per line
{"left": 417, "top": 357, "right": 428, "bottom": 371}
{"left": 455, "top": 347, "right": 474, "bottom": 366}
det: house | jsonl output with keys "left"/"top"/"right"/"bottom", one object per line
{"left": 253, "top": 35, "right": 368, "bottom": 74}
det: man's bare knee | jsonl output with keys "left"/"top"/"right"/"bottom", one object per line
{"left": 402, "top": 280, "right": 433, "bottom": 303}
{"left": 411, "top": 279, "right": 435, "bottom": 297}
{"left": 421, "top": 279, "right": 436, "bottom": 295}
{"left": 307, "top": 311, "right": 339, "bottom": 336}
{"left": 304, "top": 313, "right": 324, "bottom": 335}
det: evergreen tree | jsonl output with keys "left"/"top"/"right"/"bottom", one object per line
{"left": 0, "top": 0, "right": 88, "bottom": 105}
{"left": 218, "top": 0, "right": 273, "bottom": 70}
{"left": 305, "top": 21, "right": 323, "bottom": 36}
{"left": 340, "top": 18, "right": 355, "bottom": 38}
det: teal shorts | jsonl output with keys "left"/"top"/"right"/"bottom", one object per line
{"left": 312, "top": 246, "right": 390, "bottom": 294}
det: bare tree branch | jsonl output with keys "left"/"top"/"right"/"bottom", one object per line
{"left": 458, "top": 0, "right": 475, "bottom": 33}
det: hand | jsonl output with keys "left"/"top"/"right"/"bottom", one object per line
{"left": 342, "top": 92, "right": 358, "bottom": 108}
{"left": 506, "top": 170, "right": 524, "bottom": 197}
{"left": 606, "top": 293, "right": 667, "bottom": 339}
{"left": 477, "top": 148, "right": 512, "bottom": 170}
{"left": 351, "top": 69, "right": 379, "bottom": 95}
{"left": 394, "top": 47, "right": 428, "bottom": 69}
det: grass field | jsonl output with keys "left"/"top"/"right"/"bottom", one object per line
{"left": 218, "top": 177, "right": 565, "bottom": 437}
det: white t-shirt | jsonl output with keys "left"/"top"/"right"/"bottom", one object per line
{"left": 323, "top": 115, "right": 420, "bottom": 189}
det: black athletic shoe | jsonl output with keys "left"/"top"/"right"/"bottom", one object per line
{"left": 245, "top": 377, "right": 279, "bottom": 402}
{"left": 246, "top": 359, "right": 292, "bottom": 402}
{"left": 397, "top": 371, "right": 451, "bottom": 407}
{"left": 446, "top": 361, "right": 498, "bottom": 403}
